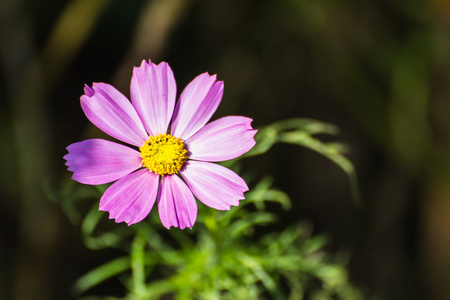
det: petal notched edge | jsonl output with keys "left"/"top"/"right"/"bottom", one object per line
{"left": 84, "top": 84, "right": 94, "bottom": 96}
{"left": 64, "top": 139, "right": 142, "bottom": 185}
{"left": 180, "top": 161, "right": 248, "bottom": 211}
{"left": 171, "top": 73, "right": 224, "bottom": 140}
{"left": 99, "top": 169, "right": 159, "bottom": 225}
{"left": 81, "top": 82, "right": 148, "bottom": 147}
{"left": 158, "top": 175, "right": 197, "bottom": 229}
{"left": 186, "top": 116, "right": 257, "bottom": 162}
{"left": 131, "top": 60, "right": 176, "bottom": 136}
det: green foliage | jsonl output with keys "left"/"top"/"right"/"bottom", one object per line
{"left": 54, "top": 118, "right": 363, "bottom": 299}
{"left": 240, "top": 118, "right": 360, "bottom": 205}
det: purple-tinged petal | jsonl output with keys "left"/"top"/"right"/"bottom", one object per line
{"left": 99, "top": 169, "right": 159, "bottom": 225}
{"left": 171, "top": 73, "right": 224, "bottom": 140}
{"left": 158, "top": 174, "right": 197, "bottom": 229}
{"left": 64, "top": 139, "right": 142, "bottom": 185}
{"left": 84, "top": 84, "right": 94, "bottom": 96}
{"left": 186, "top": 116, "right": 257, "bottom": 162}
{"left": 130, "top": 60, "right": 176, "bottom": 136}
{"left": 180, "top": 161, "right": 248, "bottom": 210}
{"left": 81, "top": 82, "right": 148, "bottom": 147}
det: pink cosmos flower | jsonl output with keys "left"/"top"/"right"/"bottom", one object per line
{"left": 64, "top": 60, "right": 256, "bottom": 229}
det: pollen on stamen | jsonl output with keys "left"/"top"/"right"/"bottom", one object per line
{"left": 139, "top": 133, "right": 188, "bottom": 176}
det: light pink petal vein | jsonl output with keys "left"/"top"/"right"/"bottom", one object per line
{"left": 158, "top": 174, "right": 197, "bottom": 229}
{"left": 180, "top": 160, "right": 248, "bottom": 210}
{"left": 130, "top": 60, "right": 176, "bottom": 136}
{"left": 171, "top": 73, "right": 223, "bottom": 140}
{"left": 64, "top": 139, "right": 142, "bottom": 185}
{"left": 100, "top": 169, "right": 159, "bottom": 225}
{"left": 81, "top": 83, "right": 148, "bottom": 147}
{"left": 186, "top": 116, "right": 257, "bottom": 162}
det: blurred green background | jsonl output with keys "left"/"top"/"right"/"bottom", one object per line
{"left": 2, "top": 0, "right": 450, "bottom": 299}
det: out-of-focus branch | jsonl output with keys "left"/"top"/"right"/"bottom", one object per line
{"left": 1, "top": 1, "right": 110, "bottom": 299}
{"left": 112, "top": 0, "right": 190, "bottom": 91}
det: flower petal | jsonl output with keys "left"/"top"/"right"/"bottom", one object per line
{"left": 180, "top": 161, "right": 248, "bottom": 210}
{"left": 186, "top": 116, "right": 257, "bottom": 162}
{"left": 81, "top": 82, "right": 148, "bottom": 147}
{"left": 130, "top": 60, "right": 176, "bottom": 136}
{"left": 64, "top": 139, "right": 142, "bottom": 185}
{"left": 158, "top": 174, "right": 197, "bottom": 229}
{"left": 99, "top": 169, "right": 159, "bottom": 225}
{"left": 171, "top": 73, "right": 224, "bottom": 140}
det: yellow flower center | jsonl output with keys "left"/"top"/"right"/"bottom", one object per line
{"left": 139, "top": 133, "right": 188, "bottom": 176}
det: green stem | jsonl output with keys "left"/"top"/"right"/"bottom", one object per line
{"left": 131, "top": 227, "right": 147, "bottom": 296}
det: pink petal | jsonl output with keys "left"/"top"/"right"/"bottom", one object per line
{"left": 180, "top": 161, "right": 248, "bottom": 210}
{"left": 99, "top": 169, "right": 159, "bottom": 225}
{"left": 186, "top": 116, "right": 257, "bottom": 162}
{"left": 130, "top": 60, "right": 176, "bottom": 136}
{"left": 158, "top": 174, "right": 197, "bottom": 229}
{"left": 81, "top": 83, "right": 148, "bottom": 147}
{"left": 170, "top": 73, "right": 224, "bottom": 140}
{"left": 64, "top": 139, "right": 142, "bottom": 185}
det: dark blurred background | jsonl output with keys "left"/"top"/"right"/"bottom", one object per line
{"left": 2, "top": 0, "right": 450, "bottom": 299}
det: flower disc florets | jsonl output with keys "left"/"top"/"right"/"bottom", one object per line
{"left": 140, "top": 133, "right": 188, "bottom": 175}
{"left": 64, "top": 60, "right": 257, "bottom": 229}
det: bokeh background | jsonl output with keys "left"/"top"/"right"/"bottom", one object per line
{"left": 2, "top": 0, "right": 450, "bottom": 299}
